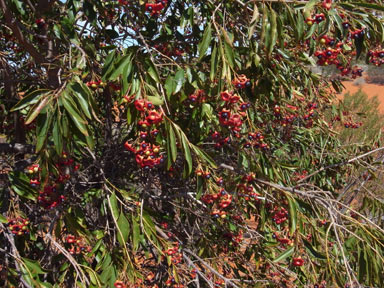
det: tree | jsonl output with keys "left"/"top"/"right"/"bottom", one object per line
{"left": 1, "top": 0, "right": 384, "bottom": 287}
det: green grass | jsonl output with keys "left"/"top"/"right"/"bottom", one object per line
{"left": 337, "top": 89, "right": 384, "bottom": 144}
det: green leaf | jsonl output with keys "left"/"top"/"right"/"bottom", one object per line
{"left": 287, "top": 194, "right": 298, "bottom": 235}
{"left": 196, "top": 176, "right": 203, "bottom": 200}
{"left": 174, "top": 69, "right": 185, "bottom": 94}
{"left": 146, "top": 59, "right": 161, "bottom": 83}
{"left": 303, "top": 239, "right": 327, "bottom": 259}
{"left": 102, "top": 50, "right": 116, "bottom": 80}
{"left": 9, "top": 172, "right": 37, "bottom": 201}
{"left": 147, "top": 95, "right": 164, "bottom": 106}
{"left": 350, "top": 2, "right": 384, "bottom": 12}
{"left": 223, "top": 41, "right": 235, "bottom": 68}
{"left": 85, "top": 130, "right": 95, "bottom": 150}
{"left": 109, "top": 193, "right": 119, "bottom": 220}
{"left": 25, "top": 96, "right": 50, "bottom": 125}
{"left": 132, "top": 216, "right": 140, "bottom": 251}
{"left": 12, "top": 0, "right": 25, "bottom": 15}
{"left": 191, "top": 144, "right": 217, "bottom": 168}
{"left": 198, "top": 23, "right": 212, "bottom": 61}
{"left": 210, "top": 44, "right": 218, "bottom": 81}
{"left": 36, "top": 112, "right": 52, "bottom": 153}
{"left": 305, "top": 23, "right": 317, "bottom": 40}
{"left": 62, "top": 90, "right": 89, "bottom": 136}
{"left": 303, "top": 0, "right": 318, "bottom": 15}
{"left": 181, "top": 132, "right": 193, "bottom": 176}
{"left": 166, "top": 122, "right": 177, "bottom": 162}
{"left": 11, "top": 89, "right": 49, "bottom": 112}
{"left": 165, "top": 75, "right": 176, "bottom": 100}
{"left": 22, "top": 258, "right": 46, "bottom": 275}
{"left": 273, "top": 246, "right": 294, "bottom": 263}
{"left": 68, "top": 82, "right": 92, "bottom": 119}
{"left": 369, "top": 15, "right": 384, "bottom": 43}
{"left": 0, "top": 214, "right": 8, "bottom": 223}
{"left": 117, "top": 212, "right": 130, "bottom": 245}
{"left": 221, "top": 27, "right": 233, "bottom": 47}
{"left": 260, "top": 4, "right": 268, "bottom": 43}
{"left": 267, "top": 8, "right": 277, "bottom": 56}
{"left": 296, "top": 10, "right": 304, "bottom": 41}
{"left": 60, "top": 112, "right": 69, "bottom": 138}
{"left": 109, "top": 53, "right": 133, "bottom": 81}
{"left": 248, "top": 4, "right": 259, "bottom": 39}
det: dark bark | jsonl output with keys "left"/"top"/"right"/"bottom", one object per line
{"left": 0, "top": 143, "right": 35, "bottom": 154}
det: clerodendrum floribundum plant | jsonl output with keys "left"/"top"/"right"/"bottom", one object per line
{"left": 1, "top": 0, "right": 384, "bottom": 287}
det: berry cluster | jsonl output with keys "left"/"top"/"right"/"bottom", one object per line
{"left": 38, "top": 185, "right": 66, "bottom": 209}
{"left": 273, "top": 232, "right": 293, "bottom": 246}
{"left": 134, "top": 99, "right": 163, "bottom": 125}
{"left": 344, "top": 121, "right": 362, "bottom": 129}
{"left": 368, "top": 49, "right": 384, "bottom": 66}
{"left": 331, "top": 113, "right": 362, "bottom": 129}
{"left": 86, "top": 80, "right": 105, "bottom": 89}
{"left": 322, "top": 0, "right": 332, "bottom": 10}
{"left": 64, "top": 235, "right": 91, "bottom": 255}
{"left": 292, "top": 257, "right": 305, "bottom": 267}
{"left": 292, "top": 170, "right": 308, "bottom": 182}
{"left": 223, "top": 231, "right": 243, "bottom": 247}
{"left": 125, "top": 141, "right": 163, "bottom": 169}
{"left": 35, "top": 18, "right": 47, "bottom": 29}
{"left": 202, "top": 189, "right": 232, "bottom": 217}
{"left": 165, "top": 276, "right": 183, "bottom": 288}
{"left": 124, "top": 99, "right": 164, "bottom": 169}
{"left": 237, "top": 174, "right": 260, "bottom": 201}
{"left": 319, "top": 35, "right": 336, "bottom": 46}
{"left": 27, "top": 164, "right": 41, "bottom": 188}
{"left": 28, "top": 164, "right": 41, "bottom": 187}
{"left": 145, "top": 0, "right": 167, "bottom": 16}
{"left": 271, "top": 206, "right": 289, "bottom": 225}
{"left": 153, "top": 43, "right": 185, "bottom": 57}
{"left": 302, "top": 102, "right": 319, "bottom": 128}
{"left": 313, "top": 282, "right": 327, "bottom": 288}
{"left": 272, "top": 104, "right": 300, "bottom": 129}
{"left": 318, "top": 219, "right": 328, "bottom": 227}
{"left": 218, "top": 107, "right": 244, "bottom": 135}
{"left": 352, "top": 66, "right": 363, "bottom": 78}
{"left": 7, "top": 217, "right": 30, "bottom": 236}
{"left": 113, "top": 281, "right": 127, "bottom": 288}
{"left": 195, "top": 169, "right": 211, "bottom": 179}
{"left": 188, "top": 89, "right": 206, "bottom": 104}
{"left": 210, "top": 131, "right": 231, "bottom": 149}
{"left": 198, "top": 172, "right": 235, "bottom": 220}
{"left": 308, "top": 25, "right": 367, "bottom": 79}
{"left": 351, "top": 28, "right": 365, "bottom": 40}
{"left": 314, "top": 45, "right": 344, "bottom": 67}
{"left": 306, "top": 13, "right": 325, "bottom": 25}
{"left": 28, "top": 153, "right": 77, "bottom": 209}
{"left": 232, "top": 74, "right": 251, "bottom": 89}
{"left": 27, "top": 164, "right": 40, "bottom": 175}
{"left": 0, "top": 115, "right": 36, "bottom": 135}
{"left": 243, "top": 130, "right": 268, "bottom": 150}
{"left": 165, "top": 242, "right": 182, "bottom": 265}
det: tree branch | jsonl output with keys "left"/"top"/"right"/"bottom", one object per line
{"left": 0, "top": 0, "right": 45, "bottom": 63}
{"left": 0, "top": 143, "right": 35, "bottom": 154}
{"left": 298, "top": 146, "right": 384, "bottom": 183}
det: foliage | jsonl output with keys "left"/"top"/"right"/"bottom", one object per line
{"left": 1, "top": 0, "right": 384, "bottom": 287}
